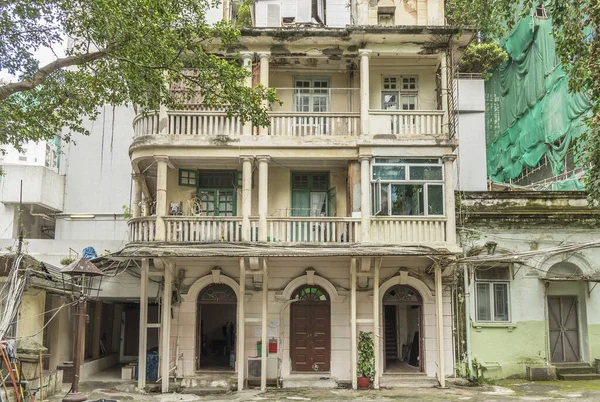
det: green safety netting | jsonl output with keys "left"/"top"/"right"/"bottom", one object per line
{"left": 485, "top": 16, "right": 592, "bottom": 184}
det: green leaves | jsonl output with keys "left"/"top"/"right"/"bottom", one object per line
{"left": 357, "top": 331, "right": 375, "bottom": 380}
{"left": 0, "top": 0, "right": 276, "bottom": 150}
{"left": 459, "top": 42, "right": 508, "bottom": 79}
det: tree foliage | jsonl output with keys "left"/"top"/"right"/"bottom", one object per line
{"left": 447, "top": 0, "right": 600, "bottom": 201}
{"left": 458, "top": 42, "right": 508, "bottom": 79}
{"left": 0, "top": 0, "right": 277, "bottom": 150}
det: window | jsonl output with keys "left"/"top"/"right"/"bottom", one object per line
{"left": 293, "top": 78, "right": 330, "bottom": 113}
{"left": 45, "top": 144, "right": 59, "bottom": 169}
{"left": 296, "top": 0, "right": 325, "bottom": 24}
{"left": 192, "top": 170, "right": 237, "bottom": 216}
{"left": 371, "top": 158, "right": 444, "bottom": 216}
{"left": 178, "top": 169, "right": 198, "bottom": 187}
{"left": 535, "top": 4, "right": 548, "bottom": 18}
{"left": 475, "top": 266, "right": 511, "bottom": 322}
{"left": 381, "top": 76, "right": 419, "bottom": 110}
{"left": 291, "top": 172, "right": 333, "bottom": 217}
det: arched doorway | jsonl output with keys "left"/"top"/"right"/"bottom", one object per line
{"left": 290, "top": 285, "right": 331, "bottom": 372}
{"left": 546, "top": 262, "right": 585, "bottom": 363}
{"left": 196, "top": 284, "right": 237, "bottom": 370}
{"left": 383, "top": 285, "right": 423, "bottom": 373}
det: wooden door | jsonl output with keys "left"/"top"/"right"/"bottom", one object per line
{"left": 291, "top": 303, "right": 331, "bottom": 372}
{"left": 548, "top": 296, "right": 580, "bottom": 362}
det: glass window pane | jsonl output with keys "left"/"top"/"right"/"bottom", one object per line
{"left": 373, "top": 165, "right": 406, "bottom": 181}
{"left": 494, "top": 284, "right": 509, "bottom": 321}
{"left": 391, "top": 184, "right": 424, "bottom": 215}
{"left": 382, "top": 92, "right": 399, "bottom": 110}
{"left": 476, "top": 283, "right": 491, "bottom": 321}
{"left": 409, "top": 166, "right": 443, "bottom": 181}
{"left": 379, "top": 184, "right": 390, "bottom": 216}
{"left": 427, "top": 184, "right": 444, "bottom": 215}
{"left": 374, "top": 158, "right": 441, "bottom": 164}
{"left": 475, "top": 267, "right": 510, "bottom": 280}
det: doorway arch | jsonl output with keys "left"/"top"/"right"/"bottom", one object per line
{"left": 290, "top": 285, "right": 331, "bottom": 372}
{"left": 196, "top": 283, "right": 237, "bottom": 370}
{"left": 382, "top": 285, "right": 424, "bottom": 373}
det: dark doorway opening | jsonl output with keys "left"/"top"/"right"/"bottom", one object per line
{"left": 197, "top": 284, "right": 237, "bottom": 370}
{"left": 383, "top": 285, "right": 423, "bottom": 373}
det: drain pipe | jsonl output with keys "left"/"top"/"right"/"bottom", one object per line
{"left": 460, "top": 232, "right": 473, "bottom": 378}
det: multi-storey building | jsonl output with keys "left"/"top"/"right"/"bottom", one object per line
{"left": 120, "top": 0, "right": 473, "bottom": 392}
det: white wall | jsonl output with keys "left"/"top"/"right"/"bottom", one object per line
{"left": 455, "top": 78, "right": 487, "bottom": 191}
{"left": 254, "top": 0, "right": 350, "bottom": 27}
{"left": 0, "top": 141, "right": 48, "bottom": 167}
{"left": 0, "top": 165, "right": 65, "bottom": 211}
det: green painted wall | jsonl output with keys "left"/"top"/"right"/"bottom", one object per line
{"left": 470, "top": 321, "right": 547, "bottom": 378}
{"left": 589, "top": 324, "right": 600, "bottom": 363}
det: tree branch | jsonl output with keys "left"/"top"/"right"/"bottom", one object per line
{"left": 0, "top": 51, "right": 106, "bottom": 101}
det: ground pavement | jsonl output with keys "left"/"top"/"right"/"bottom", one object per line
{"left": 46, "top": 379, "right": 600, "bottom": 402}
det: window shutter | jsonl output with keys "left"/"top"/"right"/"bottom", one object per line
{"left": 266, "top": 3, "right": 281, "bottom": 27}
{"left": 296, "top": 0, "right": 311, "bottom": 22}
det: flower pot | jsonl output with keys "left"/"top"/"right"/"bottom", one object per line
{"left": 357, "top": 376, "right": 370, "bottom": 389}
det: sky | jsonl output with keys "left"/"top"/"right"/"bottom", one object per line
{"left": 0, "top": 41, "right": 66, "bottom": 83}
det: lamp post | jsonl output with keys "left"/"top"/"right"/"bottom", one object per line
{"left": 60, "top": 258, "right": 104, "bottom": 402}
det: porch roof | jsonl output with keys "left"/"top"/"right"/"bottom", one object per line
{"left": 101, "top": 242, "right": 456, "bottom": 259}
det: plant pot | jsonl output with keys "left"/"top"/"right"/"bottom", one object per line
{"left": 357, "top": 376, "right": 370, "bottom": 389}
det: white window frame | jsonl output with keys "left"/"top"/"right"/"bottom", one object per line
{"left": 381, "top": 76, "right": 419, "bottom": 110}
{"left": 370, "top": 158, "right": 444, "bottom": 216}
{"left": 474, "top": 266, "right": 511, "bottom": 323}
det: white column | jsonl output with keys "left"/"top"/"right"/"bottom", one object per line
{"left": 132, "top": 174, "right": 143, "bottom": 218}
{"left": 435, "top": 263, "right": 445, "bottom": 388}
{"left": 240, "top": 51, "right": 254, "bottom": 136}
{"left": 137, "top": 258, "right": 149, "bottom": 390}
{"left": 372, "top": 260, "right": 380, "bottom": 389}
{"left": 440, "top": 53, "right": 449, "bottom": 136}
{"left": 257, "top": 156, "right": 270, "bottom": 241}
{"left": 443, "top": 154, "right": 457, "bottom": 245}
{"left": 359, "top": 155, "right": 372, "bottom": 242}
{"left": 154, "top": 156, "right": 169, "bottom": 241}
{"left": 350, "top": 258, "right": 357, "bottom": 389}
{"left": 237, "top": 258, "right": 246, "bottom": 390}
{"left": 260, "top": 258, "right": 269, "bottom": 391}
{"left": 240, "top": 156, "right": 253, "bottom": 241}
{"left": 161, "top": 263, "right": 173, "bottom": 392}
{"left": 359, "top": 49, "right": 372, "bottom": 136}
{"left": 258, "top": 52, "right": 271, "bottom": 136}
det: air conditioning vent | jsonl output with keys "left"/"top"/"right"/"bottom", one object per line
{"left": 247, "top": 358, "right": 261, "bottom": 378}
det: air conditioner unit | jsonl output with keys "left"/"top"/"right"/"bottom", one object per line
{"left": 247, "top": 357, "right": 278, "bottom": 379}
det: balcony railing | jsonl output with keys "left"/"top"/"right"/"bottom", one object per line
{"left": 129, "top": 217, "right": 157, "bottom": 242}
{"left": 369, "top": 110, "right": 445, "bottom": 136}
{"left": 164, "top": 216, "right": 243, "bottom": 242}
{"left": 129, "top": 216, "right": 447, "bottom": 244}
{"left": 268, "top": 113, "right": 361, "bottom": 137}
{"left": 370, "top": 217, "right": 446, "bottom": 243}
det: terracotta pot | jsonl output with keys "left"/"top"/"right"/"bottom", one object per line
{"left": 357, "top": 376, "right": 370, "bottom": 389}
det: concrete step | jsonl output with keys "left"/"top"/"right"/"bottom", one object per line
{"left": 180, "top": 373, "right": 236, "bottom": 390}
{"left": 282, "top": 374, "right": 338, "bottom": 389}
{"left": 556, "top": 365, "right": 596, "bottom": 375}
{"left": 558, "top": 373, "right": 600, "bottom": 381}
{"left": 380, "top": 374, "right": 436, "bottom": 388}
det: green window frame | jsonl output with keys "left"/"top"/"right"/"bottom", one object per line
{"left": 290, "top": 171, "right": 331, "bottom": 217}
{"left": 179, "top": 169, "right": 198, "bottom": 187}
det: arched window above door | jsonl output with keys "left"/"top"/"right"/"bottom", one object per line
{"left": 198, "top": 284, "right": 237, "bottom": 303}
{"left": 293, "top": 285, "right": 329, "bottom": 301}
{"left": 384, "top": 285, "right": 421, "bottom": 303}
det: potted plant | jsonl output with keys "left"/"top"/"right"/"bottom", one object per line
{"left": 357, "top": 331, "right": 375, "bottom": 389}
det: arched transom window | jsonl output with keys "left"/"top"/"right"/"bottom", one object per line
{"left": 198, "top": 284, "right": 237, "bottom": 303}
{"left": 293, "top": 285, "right": 329, "bottom": 302}
{"left": 384, "top": 285, "right": 421, "bottom": 303}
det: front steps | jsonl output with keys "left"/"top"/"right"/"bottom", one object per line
{"left": 282, "top": 374, "right": 338, "bottom": 388}
{"left": 555, "top": 362, "right": 600, "bottom": 381}
{"left": 380, "top": 373, "right": 437, "bottom": 388}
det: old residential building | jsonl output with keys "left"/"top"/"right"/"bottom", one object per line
{"left": 115, "top": 0, "right": 473, "bottom": 392}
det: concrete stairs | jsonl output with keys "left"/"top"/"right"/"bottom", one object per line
{"left": 282, "top": 374, "right": 338, "bottom": 388}
{"left": 379, "top": 373, "right": 437, "bottom": 388}
{"left": 555, "top": 362, "right": 600, "bottom": 381}
{"left": 178, "top": 372, "right": 236, "bottom": 393}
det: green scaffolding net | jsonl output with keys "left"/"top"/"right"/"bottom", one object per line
{"left": 485, "top": 16, "right": 592, "bottom": 187}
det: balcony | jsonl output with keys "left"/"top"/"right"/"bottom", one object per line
{"left": 128, "top": 216, "right": 447, "bottom": 245}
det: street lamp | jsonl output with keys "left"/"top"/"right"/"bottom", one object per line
{"left": 60, "top": 258, "right": 104, "bottom": 402}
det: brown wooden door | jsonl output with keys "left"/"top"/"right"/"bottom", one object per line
{"left": 548, "top": 296, "right": 580, "bottom": 362}
{"left": 291, "top": 303, "right": 331, "bottom": 372}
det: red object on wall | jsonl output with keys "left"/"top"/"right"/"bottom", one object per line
{"left": 268, "top": 339, "right": 278, "bottom": 353}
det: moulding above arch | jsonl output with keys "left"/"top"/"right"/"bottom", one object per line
{"left": 276, "top": 268, "right": 346, "bottom": 302}
{"left": 535, "top": 252, "right": 596, "bottom": 277}
{"left": 182, "top": 268, "right": 252, "bottom": 302}
{"left": 376, "top": 272, "right": 434, "bottom": 303}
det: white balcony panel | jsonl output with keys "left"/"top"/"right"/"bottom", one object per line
{"left": 0, "top": 165, "right": 64, "bottom": 211}
{"left": 369, "top": 110, "right": 444, "bottom": 136}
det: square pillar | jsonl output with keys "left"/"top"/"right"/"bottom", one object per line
{"left": 161, "top": 264, "right": 173, "bottom": 393}
{"left": 372, "top": 260, "right": 380, "bottom": 389}
{"left": 137, "top": 259, "right": 149, "bottom": 390}
{"left": 154, "top": 156, "right": 169, "bottom": 241}
{"left": 439, "top": 53, "right": 449, "bottom": 136}
{"left": 260, "top": 258, "right": 269, "bottom": 391}
{"left": 258, "top": 52, "right": 271, "bottom": 136}
{"left": 359, "top": 155, "right": 372, "bottom": 242}
{"left": 240, "top": 156, "right": 254, "bottom": 241}
{"left": 237, "top": 258, "right": 246, "bottom": 390}
{"left": 442, "top": 154, "right": 457, "bottom": 245}
{"left": 257, "top": 156, "right": 270, "bottom": 241}
{"left": 240, "top": 51, "right": 254, "bottom": 136}
{"left": 435, "top": 263, "right": 446, "bottom": 388}
{"left": 350, "top": 258, "right": 357, "bottom": 390}
{"left": 132, "top": 174, "right": 143, "bottom": 218}
{"left": 359, "top": 49, "right": 372, "bottom": 136}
